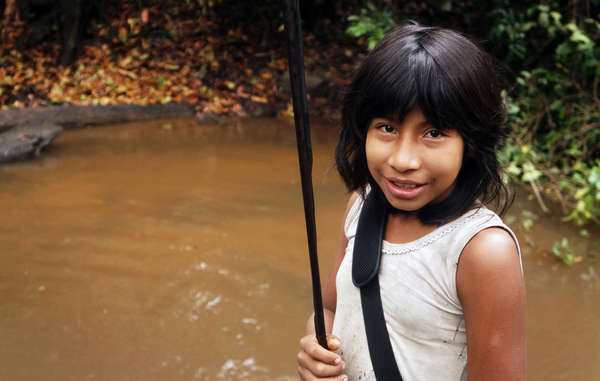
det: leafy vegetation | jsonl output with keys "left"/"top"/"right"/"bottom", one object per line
{"left": 346, "top": 2, "right": 398, "bottom": 49}
{"left": 495, "top": 3, "right": 600, "bottom": 227}
{"left": 346, "top": 0, "right": 599, "bottom": 263}
{"left": 552, "top": 237, "right": 582, "bottom": 265}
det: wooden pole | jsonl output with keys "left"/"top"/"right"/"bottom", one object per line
{"left": 282, "top": 0, "right": 328, "bottom": 349}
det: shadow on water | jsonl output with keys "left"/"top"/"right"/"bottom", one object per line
{"left": 0, "top": 117, "right": 598, "bottom": 380}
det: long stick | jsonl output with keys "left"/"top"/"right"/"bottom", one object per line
{"left": 282, "top": 0, "right": 328, "bottom": 349}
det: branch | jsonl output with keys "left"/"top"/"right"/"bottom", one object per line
{"left": 530, "top": 179, "right": 550, "bottom": 213}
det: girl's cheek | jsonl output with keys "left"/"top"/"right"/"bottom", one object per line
{"left": 434, "top": 146, "right": 463, "bottom": 178}
{"left": 364, "top": 136, "right": 379, "bottom": 164}
{"left": 436, "top": 137, "right": 464, "bottom": 166}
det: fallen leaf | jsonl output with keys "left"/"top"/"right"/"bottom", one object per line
{"left": 250, "top": 95, "right": 268, "bottom": 104}
{"left": 118, "top": 26, "right": 128, "bottom": 42}
{"left": 141, "top": 8, "right": 149, "bottom": 24}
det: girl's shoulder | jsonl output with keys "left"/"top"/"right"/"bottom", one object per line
{"left": 459, "top": 220, "right": 521, "bottom": 271}
{"left": 455, "top": 206, "right": 523, "bottom": 290}
{"left": 343, "top": 190, "right": 365, "bottom": 240}
{"left": 453, "top": 206, "right": 522, "bottom": 262}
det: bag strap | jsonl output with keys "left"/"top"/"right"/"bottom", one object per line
{"left": 352, "top": 188, "right": 403, "bottom": 380}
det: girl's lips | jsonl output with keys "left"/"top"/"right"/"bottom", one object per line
{"left": 385, "top": 178, "right": 426, "bottom": 199}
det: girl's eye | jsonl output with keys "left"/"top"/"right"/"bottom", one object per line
{"left": 379, "top": 124, "right": 395, "bottom": 133}
{"left": 426, "top": 129, "right": 443, "bottom": 138}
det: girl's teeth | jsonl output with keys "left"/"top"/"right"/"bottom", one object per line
{"left": 393, "top": 182, "right": 417, "bottom": 189}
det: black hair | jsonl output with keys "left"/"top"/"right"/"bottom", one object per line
{"left": 335, "top": 22, "right": 512, "bottom": 224}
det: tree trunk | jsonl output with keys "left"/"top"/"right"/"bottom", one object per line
{"left": 59, "top": 0, "right": 82, "bottom": 66}
{"left": 3, "top": 0, "right": 19, "bottom": 22}
{"left": 1, "top": 0, "right": 20, "bottom": 43}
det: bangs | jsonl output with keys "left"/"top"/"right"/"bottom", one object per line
{"left": 354, "top": 36, "right": 459, "bottom": 133}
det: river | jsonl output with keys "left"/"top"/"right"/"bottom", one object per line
{"left": 0, "top": 117, "right": 598, "bottom": 380}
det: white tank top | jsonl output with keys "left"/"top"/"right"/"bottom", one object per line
{"left": 332, "top": 194, "right": 522, "bottom": 381}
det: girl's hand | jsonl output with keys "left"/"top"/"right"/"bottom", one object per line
{"left": 297, "top": 334, "right": 347, "bottom": 380}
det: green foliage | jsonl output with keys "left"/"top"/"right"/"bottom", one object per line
{"left": 346, "top": 2, "right": 398, "bottom": 50}
{"left": 496, "top": 1, "right": 600, "bottom": 227}
{"left": 562, "top": 160, "right": 600, "bottom": 225}
{"left": 552, "top": 238, "right": 581, "bottom": 265}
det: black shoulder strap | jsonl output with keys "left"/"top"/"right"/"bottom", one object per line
{"left": 352, "top": 188, "right": 403, "bottom": 381}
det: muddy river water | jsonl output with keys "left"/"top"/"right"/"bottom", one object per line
{"left": 0, "top": 117, "right": 598, "bottom": 380}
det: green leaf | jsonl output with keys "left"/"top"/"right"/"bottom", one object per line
{"left": 550, "top": 11, "right": 562, "bottom": 23}
{"left": 522, "top": 162, "right": 542, "bottom": 182}
{"left": 523, "top": 218, "right": 533, "bottom": 232}
{"left": 507, "top": 162, "right": 522, "bottom": 176}
{"left": 538, "top": 11, "right": 549, "bottom": 27}
{"left": 588, "top": 167, "right": 600, "bottom": 188}
{"left": 552, "top": 242, "right": 562, "bottom": 256}
{"left": 559, "top": 179, "right": 572, "bottom": 188}
{"left": 574, "top": 187, "right": 589, "bottom": 200}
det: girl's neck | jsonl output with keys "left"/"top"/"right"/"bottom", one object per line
{"left": 384, "top": 212, "right": 439, "bottom": 245}
{"left": 382, "top": 200, "right": 484, "bottom": 244}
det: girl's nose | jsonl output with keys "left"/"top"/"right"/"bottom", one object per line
{"left": 388, "top": 141, "right": 421, "bottom": 172}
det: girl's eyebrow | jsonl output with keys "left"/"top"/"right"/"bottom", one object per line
{"left": 372, "top": 117, "right": 433, "bottom": 127}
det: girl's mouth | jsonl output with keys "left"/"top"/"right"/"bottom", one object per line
{"left": 385, "top": 178, "right": 426, "bottom": 199}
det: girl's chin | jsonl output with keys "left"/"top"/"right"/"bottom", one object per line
{"left": 380, "top": 194, "right": 426, "bottom": 213}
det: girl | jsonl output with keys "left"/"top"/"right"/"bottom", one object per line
{"left": 297, "top": 23, "right": 526, "bottom": 381}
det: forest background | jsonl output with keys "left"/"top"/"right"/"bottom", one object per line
{"left": 0, "top": 0, "right": 598, "bottom": 263}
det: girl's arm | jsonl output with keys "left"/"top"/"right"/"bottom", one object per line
{"left": 321, "top": 191, "right": 360, "bottom": 314}
{"left": 297, "top": 191, "right": 360, "bottom": 381}
{"left": 457, "top": 227, "right": 526, "bottom": 381}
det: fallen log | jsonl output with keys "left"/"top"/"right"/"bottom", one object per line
{"left": 0, "top": 123, "right": 62, "bottom": 163}
{"left": 0, "top": 103, "right": 195, "bottom": 133}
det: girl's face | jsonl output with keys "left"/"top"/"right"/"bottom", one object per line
{"left": 365, "top": 108, "right": 464, "bottom": 214}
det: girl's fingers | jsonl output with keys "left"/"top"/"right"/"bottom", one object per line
{"left": 299, "top": 335, "right": 342, "bottom": 365}
{"left": 297, "top": 350, "right": 345, "bottom": 378}
{"left": 326, "top": 335, "right": 342, "bottom": 351}
{"left": 298, "top": 365, "right": 348, "bottom": 381}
